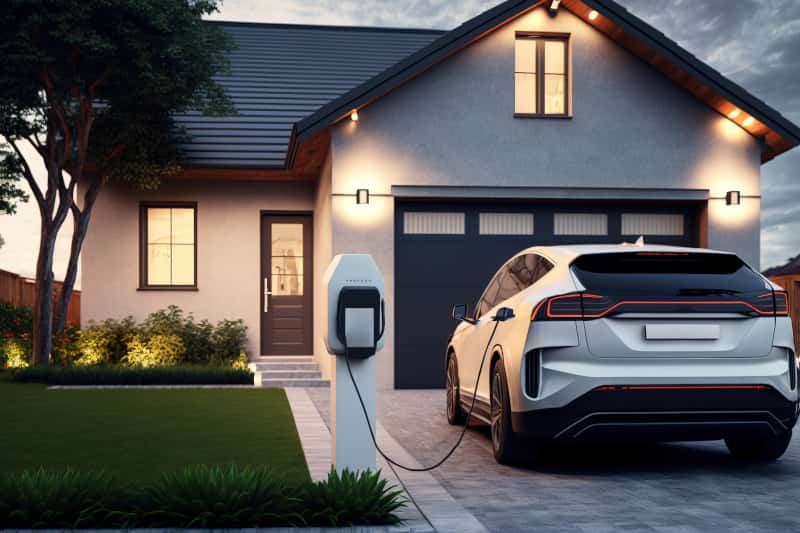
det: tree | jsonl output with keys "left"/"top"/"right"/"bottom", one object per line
{"left": 0, "top": 0, "right": 234, "bottom": 365}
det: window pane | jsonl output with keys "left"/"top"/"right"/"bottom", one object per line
{"left": 172, "top": 208, "right": 195, "bottom": 244}
{"left": 514, "top": 39, "right": 536, "bottom": 73}
{"left": 545, "top": 74, "right": 565, "bottom": 114}
{"left": 272, "top": 274, "right": 303, "bottom": 296}
{"left": 147, "top": 208, "right": 171, "bottom": 244}
{"left": 171, "top": 244, "right": 195, "bottom": 285}
{"left": 271, "top": 223, "right": 303, "bottom": 258}
{"left": 272, "top": 256, "right": 303, "bottom": 276}
{"left": 147, "top": 244, "right": 171, "bottom": 285}
{"left": 515, "top": 73, "right": 537, "bottom": 114}
{"left": 544, "top": 40, "right": 565, "bottom": 74}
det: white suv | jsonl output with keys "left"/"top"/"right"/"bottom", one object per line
{"left": 446, "top": 245, "right": 798, "bottom": 464}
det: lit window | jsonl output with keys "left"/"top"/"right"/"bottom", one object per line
{"left": 514, "top": 33, "right": 570, "bottom": 116}
{"left": 141, "top": 204, "right": 196, "bottom": 288}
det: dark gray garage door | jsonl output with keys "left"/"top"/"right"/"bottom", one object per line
{"left": 394, "top": 200, "right": 702, "bottom": 389}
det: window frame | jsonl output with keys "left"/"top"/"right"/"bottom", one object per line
{"left": 139, "top": 201, "right": 198, "bottom": 291}
{"left": 514, "top": 31, "right": 571, "bottom": 119}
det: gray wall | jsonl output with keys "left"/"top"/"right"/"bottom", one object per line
{"left": 329, "top": 5, "right": 762, "bottom": 388}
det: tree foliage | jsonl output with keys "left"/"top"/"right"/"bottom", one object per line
{"left": 0, "top": 0, "right": 235, "bottom": 363}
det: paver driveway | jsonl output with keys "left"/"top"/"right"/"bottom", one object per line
{"left": 307, "top": 388, "right": 800, "bottom": 532}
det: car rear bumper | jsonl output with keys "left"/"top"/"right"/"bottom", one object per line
{"left": 511, "top": 385, "right": 800, "bottom": 441}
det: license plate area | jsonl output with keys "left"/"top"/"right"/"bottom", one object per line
{"left": 645, "top": 324, "right": 720, "bottom": 340}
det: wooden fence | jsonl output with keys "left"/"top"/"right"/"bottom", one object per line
{"left": 769, "top": 274, "right": 800, "bottom": 352}
{"left": 0, "top": 269, "right": 81, "bottom": 326}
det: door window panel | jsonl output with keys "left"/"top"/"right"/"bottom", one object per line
{"left": 271, "top": 223, "right": 303, "bottom": 296}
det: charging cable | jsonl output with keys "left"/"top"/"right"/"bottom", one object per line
{"left": 344, "top": 315, "right": 504, "bottom": 472}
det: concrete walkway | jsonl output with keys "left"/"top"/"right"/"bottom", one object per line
{"left": 285, "top": 388, "right": 487, "bottom": 533}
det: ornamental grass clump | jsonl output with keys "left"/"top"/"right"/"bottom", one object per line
{"left": 132, "top": 465, "right": 302, "bottom": 528}
{"left": 300, "top": 468, "right": 407, "bottom": 527}
{"left": 0, "top": 468, "right": 126, "bottom": 529}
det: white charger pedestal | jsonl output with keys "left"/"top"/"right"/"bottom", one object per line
{"left": 322, "top": 254, "right": 385, "bottom": 474}
{"left": 331, "top": 354, "right": 376, "bottom": 473}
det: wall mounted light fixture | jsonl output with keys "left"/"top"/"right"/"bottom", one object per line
{"left": 356, "top": 189, "right": 370, "bottom": 204}
{"left": 726, "top": 190, "right": 741, "bottom": 205}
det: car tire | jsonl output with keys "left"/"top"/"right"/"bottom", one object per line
{"left": 446, "top": 354, "right": 466, "bottom": 425}
{"left": 490, "top": 359, "right": 532, "bottom": 465}
{"left": 725, "top": 430, "right": 793, "bottom": 461}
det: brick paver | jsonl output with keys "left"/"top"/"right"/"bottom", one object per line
{"left": 307, "top": 388, "right": 800, "bottom": 532}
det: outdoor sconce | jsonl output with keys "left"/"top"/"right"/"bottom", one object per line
{"left": 356, "top": 189, "right": 370, "bottom": 204}
{"left": 726, "top": 191, "right": 741, "bottom": 205}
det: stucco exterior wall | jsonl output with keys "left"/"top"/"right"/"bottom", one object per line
{"left": 329, "top": 5, "right": 762, "bottom": 388}
{"left": 81, "top": 179, "right": 315, "bottom": 356}
{"left": 313, "top": 151, "right": 334, "bottom": 378}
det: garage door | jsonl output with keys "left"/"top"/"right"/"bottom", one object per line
{"left": 394, "top": 200, "right": 701, "bottom": 389}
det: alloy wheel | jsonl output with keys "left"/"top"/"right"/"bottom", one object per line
{"left": 446, "top": 358, "right": 457, "bottom": 420}
{"left": 491, "top": 370, "right": 503, "bottom": 450}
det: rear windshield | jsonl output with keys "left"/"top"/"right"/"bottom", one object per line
{"left": 571, "top": 252, "right": 767, "bottom": 296}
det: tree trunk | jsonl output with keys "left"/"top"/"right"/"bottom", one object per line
{"left": 54, "top": 181, "right": 100, "bottom": 334}
{"left": 32, "top": 224, "right": 58, "bottom": 366}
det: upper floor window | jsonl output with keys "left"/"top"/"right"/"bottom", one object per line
{"left": 140, "top": 203, "right": 197, "bottom": 289}
{"left": 514, "top": 32, "right": 570, "bottom": 117}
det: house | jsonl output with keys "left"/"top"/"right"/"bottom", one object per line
{"left": 81, "top": 0, "right": 800, "bottom": 389}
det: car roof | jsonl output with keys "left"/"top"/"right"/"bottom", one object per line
{"left": 519, "top": 244, "right": 735, "bottom": 264}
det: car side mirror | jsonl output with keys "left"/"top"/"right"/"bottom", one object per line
{"left": 452, "top": 304, "right": 468, "bottom": 321}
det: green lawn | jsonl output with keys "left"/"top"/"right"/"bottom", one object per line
{"left": 0, "top": 372, "right": 309, "bottom": 484}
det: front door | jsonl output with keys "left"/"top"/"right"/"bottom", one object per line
{"left": 261, "top": 214, "right": 313, "bottom": 355}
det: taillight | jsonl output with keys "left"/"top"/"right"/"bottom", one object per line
{"left": 532, "top": 290, "right": 789, "bottom": 321}
{"left": 531, "top": 292, "right": 616, "bottom": 321}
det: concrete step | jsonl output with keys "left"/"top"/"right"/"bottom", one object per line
{"left": 260, "top": 378, "right": 330, "bottom": 388}
{"left": 252, "top": 356, "right": 314, "bottom": 363}
{"left": 260, "top": 370, "right": 322, "bottom": 379}
{"left": 250, "top": 362, "right": 320, "bottom": 371}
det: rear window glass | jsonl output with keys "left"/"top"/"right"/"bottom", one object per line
{"left": 571, "top": 252, "right": 767, "bottom": 296}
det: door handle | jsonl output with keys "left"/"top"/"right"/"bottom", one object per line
{"left": 264, "top": 277, "right": 273, "bottom": 313}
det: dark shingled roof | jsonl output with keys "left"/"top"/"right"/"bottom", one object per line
{"left": 174, "top": 22, "right": 444, "bottom": 168}
{"left": 763, "top": 255, "right": 800, "bottom": 277}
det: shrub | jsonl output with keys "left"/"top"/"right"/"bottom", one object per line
{"left": 52, "top": 325, "right": 81, "bottom": 367}
{"left": 77, "top": 317, "right": 137, "bottom": 365}
{"left": 211, "top": 319, "right": 248, "bottom": 365}
{"left": 125, "top": 333, "right": 184, "bottom": 368}
{"left": 12, "top": 365, "right": 254, "bottom": 385}
{"left": 300, "top": 468, "right": 406, "bottom": 527}
{"left": 0, "top": 468, "right": 125, "bottom": 529}
{"left": 0, "top": 302, "right": 33, "bottom": 337}
{"left": 2, "top": 335, "right": 31, "bottom": 368}
{"left": 132, "top": 465, "right": 301, "bottom": 528}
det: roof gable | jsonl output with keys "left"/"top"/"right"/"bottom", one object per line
{"left": 294, "top": 0, "right": 800, "bottom": 164}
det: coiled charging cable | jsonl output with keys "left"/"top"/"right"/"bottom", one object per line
{"left": 344, "top": 317, "right": 502, "bottom": 472}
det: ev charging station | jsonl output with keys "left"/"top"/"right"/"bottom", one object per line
{"left": 323, "top": 254, "right": 385, "bottom": 473}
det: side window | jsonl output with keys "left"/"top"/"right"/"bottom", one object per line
{"left": 475, "top": 268, "right": 506, "bottom": 318}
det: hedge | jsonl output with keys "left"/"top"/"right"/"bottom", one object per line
{"left": 12, "top": 365, "right": 254, "bottom": 386}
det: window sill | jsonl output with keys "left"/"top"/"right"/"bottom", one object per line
{"left": 137, "top": 286, "right": 199, "bottom": 292}
{"left": 514, "top": 114, "right": 573, "bottom": 119}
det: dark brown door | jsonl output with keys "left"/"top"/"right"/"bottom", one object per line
{"left": 261, "top": 214, "right": 312, "bottom": 355}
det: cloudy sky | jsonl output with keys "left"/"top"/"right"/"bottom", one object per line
{"left": 1, "top": 0, "right": 798, "bottom": 282}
